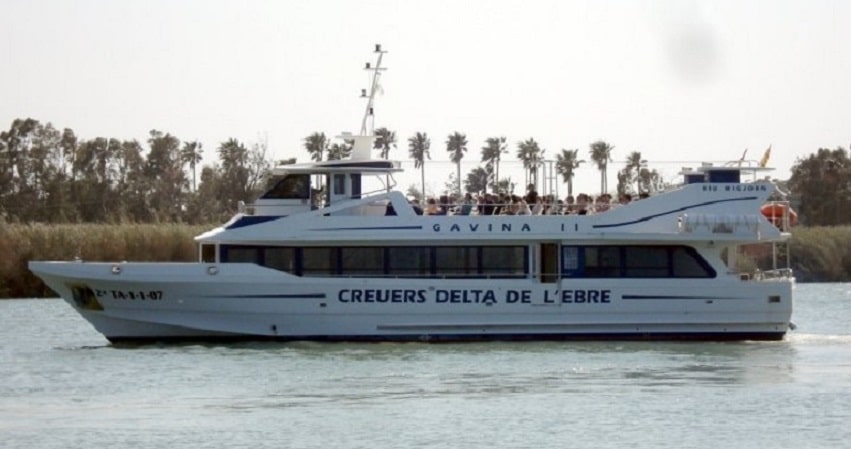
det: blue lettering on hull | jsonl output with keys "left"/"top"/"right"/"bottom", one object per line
{"left": 337, "top": 289, "right": 613, "bottom": 305}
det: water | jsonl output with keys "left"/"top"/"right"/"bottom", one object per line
{"left": 2, "top": 284, "right": 850, "bottom": 449}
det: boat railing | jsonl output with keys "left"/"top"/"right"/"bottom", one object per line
{"left": 750, "top": 268, "right": 795, "bottom": 281}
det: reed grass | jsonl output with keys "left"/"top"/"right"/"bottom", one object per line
{"left": 0, "top": 223, "right": 208, "bottom": 298}
{"left": 789, "top": 225, "right": 851, "bottom": 282}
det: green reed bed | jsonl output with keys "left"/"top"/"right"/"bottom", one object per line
{"left": 0, "top": 223, "right": 208, "bottom": 298}
{"left": 789, "top": 225, "right": 851, "bottom": 282}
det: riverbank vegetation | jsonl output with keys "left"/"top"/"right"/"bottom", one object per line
{"left": 3, "top": 118, "right": 851, "bottom": 297}
{"left": 6, "top": 117, "right": 849, "bottom": 227}
{"left": 0, "top": 223, "right": 206, "bottom": 298}
{"left": 1, "top": 223, "right": 849, "bottom": 298}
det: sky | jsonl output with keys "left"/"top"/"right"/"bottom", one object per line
{"left": 2, "top": 0, "right": 850, "bottom": 196}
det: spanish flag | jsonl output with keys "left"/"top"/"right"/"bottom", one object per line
{"left": 759, "top": 145, "right": 771, "bottom": 168}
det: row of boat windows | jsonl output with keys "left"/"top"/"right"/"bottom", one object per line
{"left": 216, "top": 245, "right": 527, "bottom": 278}
{"left": 208, "top": 244, "right": 715, "bottom": 279}
{"left": 564, "top": 246, "right": 715, "bottom": 278}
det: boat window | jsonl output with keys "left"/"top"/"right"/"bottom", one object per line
{"left": 387, "top": 247, "right": 430, "bottom": 276}
{"left": 562, "top": 246, "right": 581, "bottom": 274}
{"left": 302, "top": 247, "right": 339, "bottom": 276}
{"left": 706, "top": 169, "right": 740, "bottom": 183}
{"left": 351, "top": 174, "right": 362, "bottom": 199}
{"left": 624, "top": 246, "right": 669, "bottom": 277}
{"left": 265, "top": 247, "right": 296, "bottom": 272}
{"left": 224, "top": 246, "right": 260, "bottom": 264}
{"left": 260, "top": 174, "right": 310, "bottom": 199}
{"left": 216, "top": 245, "right": 530, "bottom": 278}
{"left": 333, "top": 174, "right": 346, "bottom": 195}
{"left": 561, "top": 245, "right": 715, "bottom": 279}
{"left": 435, "top": 247, "right": 477, "bottom": 277}
{"left": 672, "top": 247, "right": 715, "bottom": 278}
{"left": 584, "top": 246, "right": 622, "bottom": 277}
{"left": 481, "top": 246, "right": 527, "bottom": 277}
{"left": 201, "top": 244, "right": 216, "bottom": 263}
{"left": 341, "top": 247, "right": 385, "bottom": 276}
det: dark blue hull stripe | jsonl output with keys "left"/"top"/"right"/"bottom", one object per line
{"left": 622, "top": 295, "right": 742, "bottom": 300}
{"left": 593, "top": 196, "right": 758, "bottom": 229}
{"left": 310, "top": 225, "right": 424, "bottom": 231}
{"left": 204, "top": 294, "right": 327, "bottom": 299}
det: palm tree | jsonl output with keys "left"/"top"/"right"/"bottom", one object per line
{"left": 374, "top": 127, "right": 397, "bottom": 189}
{"left": 589, "top": 140, "right": 614, "bottom": 195}
{"left": 516, "top": 138, "right": 543, "bottom": 189}
{"left": 373, "top": 127, "right": 397, "bottom": 159}
{"left": 556, "top": 148, "right": 583, "bottom": 197}
{"left": 408, "top": 132, "right": 431, "bottom": 199}
{"left": 481, "top": 136, "right": 507, "bottom": 193}
{"left": 446, "top": 131, "right": 467, "bottom": 197}
{"left": 303, "top": 132, "right": 328, "bottom": 162}
{"left": 180, "top": 140, "right": 203, "bottom": 191}
{"left": 326, "top": 142, "right": 352, "bottom": 161}
{"left": 464, "top": 166, "right": 490, "bottom": 194}
{"left": 625, "top": 151, "right": 643, "bottom": 194}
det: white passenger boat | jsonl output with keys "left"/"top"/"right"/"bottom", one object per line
{"left": 29, "top": 47, "right": 795, "bottom": 343}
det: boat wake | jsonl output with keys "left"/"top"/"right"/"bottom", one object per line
{"left": 787, "top": 333, "right": 851, "bottom": 345}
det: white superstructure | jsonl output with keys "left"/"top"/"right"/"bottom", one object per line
{"left": 29, "top": 46, "right": 794, "bottom": 343}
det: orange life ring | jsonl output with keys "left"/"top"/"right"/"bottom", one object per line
{"left": 760, "top": 203, "right": 797, "bottom": 226}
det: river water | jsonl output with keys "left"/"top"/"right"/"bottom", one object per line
{"left": 2, "top": 284, "right": 850, "bottom": 449}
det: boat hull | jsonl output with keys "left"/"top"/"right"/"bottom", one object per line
{"left": 30, "top": 261, "right": 794, "bottom": 343}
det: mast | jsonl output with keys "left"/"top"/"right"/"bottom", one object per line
{"left": 360, "top": 44, "right": 388, "bottom": 136}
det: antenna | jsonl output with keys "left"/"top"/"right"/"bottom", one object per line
{"left": 360, "top": 43, "right": 387, "bottom": 136}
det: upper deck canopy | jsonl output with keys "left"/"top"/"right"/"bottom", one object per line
{"left": 271, "top": 159, "right": 403, "bottom": 176}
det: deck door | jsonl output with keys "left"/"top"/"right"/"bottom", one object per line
{"left": 540, "top": 243, "right": 559, "bottom": 283}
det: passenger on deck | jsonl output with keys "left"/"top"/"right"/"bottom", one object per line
{"left": 596, "top": 193, "right": 612, "bottom": 213}
{"left": 517, "top": 198, "right": 532, "bottom": 215}
{"left": 564, "top": 195, "right": 576, "bottom": 214}
{"left": 494, "top": 193, "right": 507, "bottom": 216}
{"left": 482, "top": 193, "right": 496, "bottom": 216}
{"left": 525, "top": 184, "right": 538, "bottom": 206}
{"left": 529, "top": 196, "right": 549, "bottom": 215}
{"left": 576, "top": 193, "right": 591, "bottom": 215}
{"left": 424, "top": 198, "right": 440, "bottom": 215}
{"left": 459, "top": 193, "right": 474, "bottom": 215}
{"left": 437, "top": 195, "right": 450, "bottom": 215}
{"left": 385, "top": 202, "right": 397, "bottom": 216}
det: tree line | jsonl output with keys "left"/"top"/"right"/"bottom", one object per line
{"left": 3, "top": 117, "right": 848, "bottom": 227}
{"left": 0, "top": 118, "right": 273, "bottom": 224}
{"left": 305, "top": 128, "right": 666, "bottom": 200}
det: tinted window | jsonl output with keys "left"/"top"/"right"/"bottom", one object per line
{"left": 341, "top": 247, "right": 384, "bottom": 276}
{"left": 624, "top": 246, "right": 669, "bottom": 277}
{"left": 481, "top": 246, "right": 526, "bottom": 276}
{"left": 388, "top": 247, "right": 430, "bottom": 276}
{"left": 261, "top": 174, "right": 310, "bottom": 199}
{"left": 225, "top": 246, "right": 259, "bottom": 264}
{"left": 584, "top": 246, "right": 622, "bottom": 277}
{"left": 672, "top": 247, "right": 715, "bottom": 278}
{"left": 562, "top": 245, "right": 715, "bottom": 279}
{"left": 435, "top": 247, "right": 477, "bottom": 277}
{"left": 265, "top": 247, "right": 296, "bottom": 272}
{"left": 302, "top": 247, "right": 338, "bottom": 276}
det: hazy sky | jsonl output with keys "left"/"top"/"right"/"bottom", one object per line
{"left": 2, "top": 0, "right": 849, "bottom": 194}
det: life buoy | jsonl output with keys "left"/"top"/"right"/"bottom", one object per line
{"left": 760, "top": 203, "right": 797, "bottom": 226}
